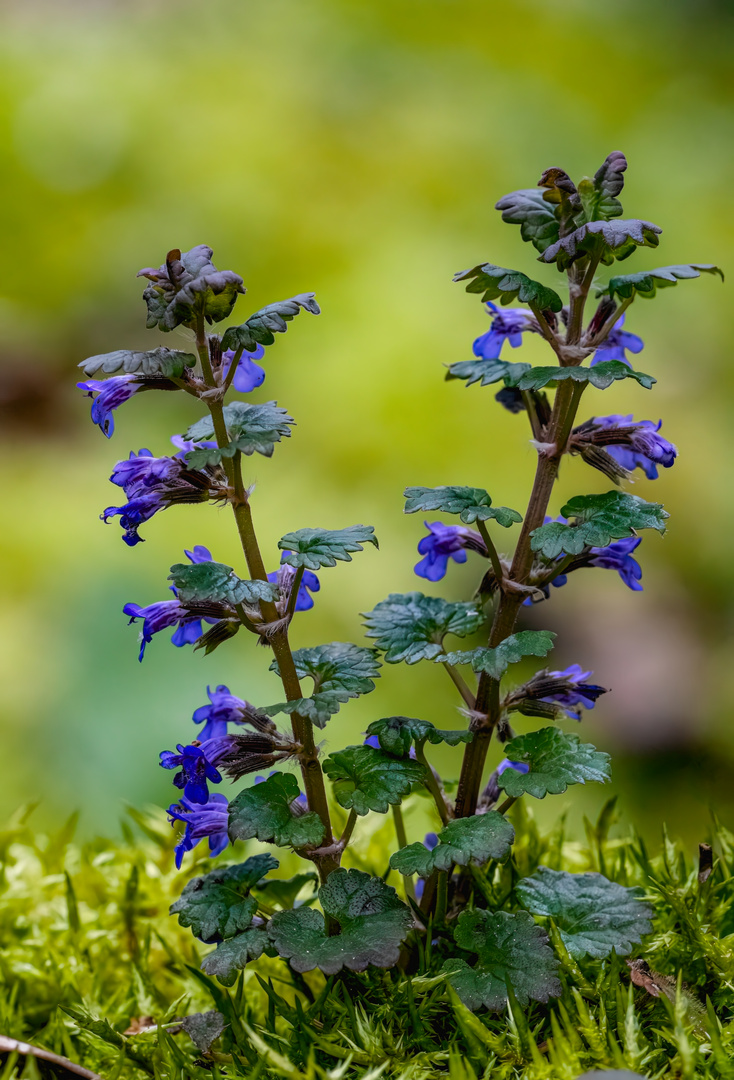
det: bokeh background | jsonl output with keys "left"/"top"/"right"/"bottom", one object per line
{"left": 0, "top": 0, "right": 732, "bottom": 847}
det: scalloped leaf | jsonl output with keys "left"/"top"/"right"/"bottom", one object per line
{"left": 170, "top": 854, "right": 278, "bottom": 943}
{"left": 363, "top": 592, "right": 484, "bottom": 665}
{"left": 404, "top": 486, "right": 522, "bottom": 527}
{"left": 598, "top": 263, "right": 724, "bottom": 302}
{"left": 268, "top": 868, "right": 413, "bottom": 974}
{"left": 439, "top": 630, "right": 556, "bottom": 680}
{"left": 365, "top": 715, "right": 472, "bottom": 757}
{"left": 541, "top": 218, "right": 661, "bottom": 270}
{"left": 323, "top": 745, "right": 426, "bottom": 815}
{"left": 221, "top": 293, "right": 320, "bottom": 352}
{"left": 78, "top": 347, "right": 196, "bottom": 378}
{"left": 262, "top": 692, "right": 349, "bottom": 731}
{"left": 445, "top": 909, "right": 561, "bottom": 1012}
{"left": 277, "top": 642, "right": 381, "bottom": 696}
{"left": 278, "top": 525, "right": 378, "bottom": 571}
{"left": 516, "top": 867, "right": 652, "bottom": 959}
{"left": 530, "top": 491, "right": 668, "bottom": 559}
{"left": 390, "top": 812, "right": 514, "bottom": 877}
{"left": 227, "top": 773, "right": 325, "bottom": 849}
{"left": 494, "top": 188, "right": 560, "bottom": 254}
{"left": 445, "top": 358, "right": 531, "bottom": 389}
{"left": 454, "top": 264, "right": 563, "bottom": 313}
{"left": 138, "top": 245, "right": 245, "bottom": 331}
{"left": 498, "top": 728, "right": 611, "bottom": 799}
{"left": 576, "top": 151, "right": 627, "bottom": 223}
{"left": 200, "top": 928, "right": 270, "bottom": 986}
{"left": 168, "top": 561, "right": 279, "bottom": 607}
{"left": 505, "top": 360, "right": 655, "bottom": 392}
{"left": 184, "top": 401, "right": 295, "bottom": 465}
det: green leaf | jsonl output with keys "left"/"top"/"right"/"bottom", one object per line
{"left": 365, "top": 715, "right": 472, "bottom": 757}
{"left": 252, "top": 872, "right": 319, "bottom": 910}
{"left": 516, "top": 866, "right": 653, "bottom": 959}
{"left": 323, "top": 746, "right": 426, "bottom": 815}
{"left": 278, "top": 525, "right": 378, "bottom": 570}
{"left": 598, "top": 263, "right": 724, "bottom": 301}
{"left": 505, "top": 360, "right": 656, "bottom": 392}
{"left": 221, "top": 293, "right": 320, "bottom": 352}
{"left": 184, "top": 401, "right": 295, "bottom": 465}
{"left": 170, "top": 854, "right": 278, "bottom": 943}
{"left": 363, "top": 592, "right": 484, "bottom": 665}
{"left": 390, "top": 812, "right": 514, "bottom": 877}
{"left": 541, "top": 218, "right": 661, "bottom": 270}
{"left": 445, "top": 358, "right": 531, "bottom": 389}
{"left": 263, "top": 693, "right": 348, "bottom": 730}
{"left": 494, "top": 188, "right": 560, "bottom": 254}
{"left": 454, "top": 264, "right": 563, "bottom": 312}
{"left": 530, "top": 490, "right": 668, "bottom": 559}
{"left": 268, "top": 868, "right": 413, "bottom": 974}
{"left": 439, "top": 630, "right": 556, "bottom": 680}
{"left": 498, "top": 728, "right": 611, "bottom": 799}
{"left": 228, "top": 773, "right": 325, "bottom": 849}
{"left": 445, "top": 909, "right": 561, "bottom": 1011}
{"left": 137, "top": 245, "right": 245, "bottom": 331}
{"left": 179, "top": 1011, "right": 226, "bottom": 1054}
{"left": 404, "top": 486, "right": 522, "bottom": 527}
{"left": 267, "top": 643, "right": 382, "bottom": 730}
{"left": 168, "top": 561, "right": 279, "bottom": 607}
{"left": 78, "top": 347, "right": 196, "bottom": 378}
{"left": 201, "top": 928, "right": 270, "bottom": 986}
{"left": 576, "top": 151, "right": 627, "bottom": 223}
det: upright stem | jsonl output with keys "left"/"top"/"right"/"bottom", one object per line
{"left": 392, "top": 805, "right": 415, "bottom": 902}
{"left": 415, "top": 744, "right": 450, "bottom": 826}
{"left": 476, "top": 519, "right": 505, "bottom": 589}
{"left": 442, "top": 663, "right": 475, "bottom": 710}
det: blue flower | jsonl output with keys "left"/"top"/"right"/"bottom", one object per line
{"left": 482, "top": 759, "right": 530, "bottom": 805}
{"left": 590, "top": 415, "right": 677, "bottom": 480}
{"left": 222, "top": 342, "right": 266, "bottom": 393}
{"left": 496, "top": 759, "right": 530, "bottom": 779}
{"left": 539, "top": 664, "right": 607, "bottom": 720}
{"left": 159, "top": 743, "right": 222, "bottom": 804}
{"left": 193, "top": 684, "right": 249, "bottom": 741}
{"left": 363, "top": 734, "right": 380, "bottom": 749}
{"left": 423, "top": 832, "right": 439, "bottom": 851}
{"left": 588, "top": 536, "right": 643, "bottom": 591}
{"left": 590, "top": 314, "right": 644, "bottom": 368}
{"left": 473, "top": 304, "right": 535, "bottom": 360}
{"left": 170, "top": 434, "right": 218, "bottom": 458}
{"left": 414, "top": 521, "right": 486, "bottom": 582}
{"left": 77, "top": 375, "right": 143, "bottom": 438}
{"left": 168, "top": 793, "right": 229, "bottom": 868}
{"left": 268, "top": 554, "right": 320, "bottom": 612}
{"left": 124, "top": 546, "right": 218, "bottom": 659}
{"left": 184, "top": 545, "right": 214, "bottom": 565}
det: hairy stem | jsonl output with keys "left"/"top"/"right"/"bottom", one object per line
{"left": 284, "top": 565, "right": 305, "bottom": 620}
{"left": 442, "top": 663, "right": 476, "bottom": 710}
{"left": 221, "top": 344, "right": 245, "bottom": 395}
{"left": 476, "top": 519, "right": 505, "bottom": 590}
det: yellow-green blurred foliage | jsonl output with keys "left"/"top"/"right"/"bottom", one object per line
{"left": 0, "top": 0, "right": 732, "bottom": 842}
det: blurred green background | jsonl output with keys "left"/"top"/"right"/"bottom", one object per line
{"left": 0, "top": 0, "right": 732, "bottom": 846}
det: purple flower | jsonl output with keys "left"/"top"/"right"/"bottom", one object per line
{"left": 124, "top": 546, "right": 217, "bottom": 660}
{"left": 591, "top": 314, "right": 644, "bottom": 368}
{"left": 159, "top": 743, "right": 222, "bottom": 804}
{"left": 414, "top": 521, "right": 486, "bottom": 582}
{"left": 497, "top": 759, "right": 529, "bottom": 779}
{"left": 590, "top": 415, "right": 677, "bottom": 480}
{"left": 77, "top": 376, "right": 142, "bottom": 438}
{"left": 539, "top": 664, "right": 606, "bottom": 721}
{"left": 363, "top": 734, "right": 380, "bottom": 749}
{"left": 473, "top": 304, "right": 535, "bottom": 360}
{"left": 268, "top": 554, "right": 320, "bottom": 612}
{"left": 588, "top": 536, "right": 643, "bottom": 591}
{"left": 222, "top": 342, "right": 266, "bottom": 393}
{"left": 184, "top": 545, "right": 214, "bottom": 565}
{"left": 193, "top": 684, "right": 249, "bottom": 741}
{"left": 168, "top": 793, "right": 230, "bottom": 868}
{"left": 424, "top": 832, "right": 439, "bottom": 850}
{"left": 170, "top": 434, "right": 218, "bottom": 458}
{"left": 482, "top": 759, "right": 530, "bottom": 805}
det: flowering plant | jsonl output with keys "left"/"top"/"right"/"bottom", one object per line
{"left": 78, "top": 157, "right": 722, "bottom": 1020}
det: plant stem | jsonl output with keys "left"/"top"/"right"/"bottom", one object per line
{"left": 476, "top": 519, "right": 505, "bottom": 590}
{"left": 221, "top": 344, "right": 245, "bottom": 394}
{"left": 434, "top": 871, "right": 448, "bottom": 925}
{"left": 414, "top": 744, "right": 449, "bottom": 825}
{"left": 497, "top": 795, "right": 517, "bottom": 815}
{"left": 442, "top": 663, "right": 475, "bottom": 709}
{"left": 284, "top": 565, "right": 305, "bottom": 620}
{"left": 392, "top": 805, "right": 415, "bottom": 902}
{"left": 340, "top": 808, "right": 358, "bottom": 849}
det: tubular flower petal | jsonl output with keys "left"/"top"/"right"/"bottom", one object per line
{"left": 168, "top": 793, "right": 230, "bottom": 868}
{"left": 414, "top": 521, "right": 487, "bottom": 582}
{"left": 77, "top": 376, "right": 141, "bottom": 438}
{"left": 473, "top": 304, "right": 536, "bottom": 360}
{"left": 590, "top": 314, "right": 644, "bottom": 368}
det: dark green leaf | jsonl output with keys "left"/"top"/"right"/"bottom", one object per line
{"left": 440, "top": 630, "right": 556, "bottom": 680}
{"left": 445, "top": 358, "right": 531, "bottom": 389}
{"left": 184, "top": 401, "right": 295, "bottom": 465}
{"left": 228, "top": 773, "right": 325, "bottom": 849}
{"left": 498, "top": 728, "right": 611, "bottom": 799}
{"left": 541, "top": 219, "right": 661, "bottom": 270}
{"left": 137, "top": 245, "right": 245, "bottom": 331}
{"left": 278, "top": 525, "right": 378, "bottom": 570}
{"left": 78, "top": 347, "right": 196, "bottom": 378}
{"left": 404, "top": 486, "right": 522, "bottom": 527}
{"left": 516, "top": 866, "right": 652, "bottom": 959}
{"left": 263, "top": 692, "right": 348, "bottom": 730}
{"left": 505, "top": 360, "right": 656, "bottom": 392}
{"left": 170, "top": 854, "right": 278, "bottom": 943}
{"left": 598, "top": 263, "right": 724, "bottom": 301}
{"left": 180, "top": 1011, "right": 226, "bottom": 1053}
{"left": 221, "top": 294, "right": 320, "bottom": 352}
{"left": 390, "top": 812, "right": 514, "bottom": 877}
{"left": 168, "top": 561, "right": 279, "bottom": 607}
{"left": 365, "top": 715, "right": 472, "bottom": 757}
{"left": 276, "top": 642, "right": 381, "bottom": 696}
{"left": 445, "top": 909, "right": 561, "bottom": 1011}
{"left": 363, "top": 592, "right": 484, "bottom": 665}
{"left": 268, "top": 868, "right": 412, "bottom": 974}
{"left": 530, "top": 490, "right": 668, "bottom": 559}
{"left": 252, "top": 872, "right": 319, "bottom": 910}
{"left": 323, "top": 746, "right": 426, "bottom": 815}
{"left": 201, "top": 928, "right": 270, "bottom": 986}
{"left": 494, "top": 188, "right": 560, "bottom": 254}
{"left": 454, "top": 264, "right": 563, "bottom": 312}
{"left": 576, "top": 151, "right": 627, "bottom": 223}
